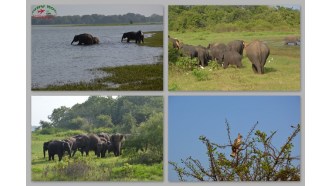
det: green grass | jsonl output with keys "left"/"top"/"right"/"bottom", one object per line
{"left": 169, "top": 31, "right": 300, "bottom": 91}
{"left": 31, "top": 132, "right": 163, "bottom": 181}
{"left": 33, "top": 63, "right": 163, "bottom": 91}
{"left": 141, "top": 31, "right": 163, "bottom": 47}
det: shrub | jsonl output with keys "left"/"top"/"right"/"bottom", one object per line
{"left": 192, "top": 69, "right": 209, "bottom": 81}
{"left": 175, "top": 57, "right": 199, "bottom": 71}
{"left": 168, "top": 44, "right": 180, "bottom": 63}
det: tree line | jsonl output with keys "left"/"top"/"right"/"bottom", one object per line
{"left": 32, "top": 13, "right": 163, "bottom": 25}
{"left": 35, "top": 96, "right": 163, "bottom": 135}
{"left": 169, "top": 5, "right": 300, "bottom": 32}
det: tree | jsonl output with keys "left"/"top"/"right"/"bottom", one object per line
{"left": 169, "top": 120, "right": 300, "bottom": 181}
{"left": 39, "top": 120, "right": 52, "bottom": 129}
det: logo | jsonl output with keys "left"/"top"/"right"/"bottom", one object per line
{"left": 32, "top": 5, "right": 57, "bottom": 19}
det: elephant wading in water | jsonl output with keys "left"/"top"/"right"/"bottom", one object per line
{"left": 93, "top": 37, "right": 100, "bottom": 44}
{"left": 48, "top": 140, "right": 71, "bottom": 161}
{"left": 245, "top": 40, "right": 270, "bottom": 74}
{"left": 71, "top": 33, "right": 99, "bottom": 45}
{"left": 121, "top": 30, "right": 144, "bottom": 43}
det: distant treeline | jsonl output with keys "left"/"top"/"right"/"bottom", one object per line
{"left": 35, "top": 96, "right": 163, "bottom": 134}
{"left": 169, "top": 5, "right": 300, "bottom": 32}
{"left": 32, "top": 13, "right": 163, "bottom": 25}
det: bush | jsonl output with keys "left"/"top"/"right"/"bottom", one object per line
{"left": 126, "top": 151, "right": 163, "bottom": 165}
{"left": 175, "top": 57, "right": 199, "bottom": 71}
{"left": 168, "top": 44, "right": 180, "bottom": 63}
{"left": 208, "top": 60, "right": 221, "bottom": 70}
{"left": 192, "top": 69, "right": 209, "bottom": 81}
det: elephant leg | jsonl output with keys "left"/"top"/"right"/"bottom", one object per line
{"left": 252, "top": 64, "right": 258, "bottom": 73}
{"left": 72, "top": 149, "right": 76, "bottom": 157}
{"left": 256, "top": 64, "right": 262, "bottom": 74}
{"left": 127, "top": 39, "right": 130, "bottom": 43}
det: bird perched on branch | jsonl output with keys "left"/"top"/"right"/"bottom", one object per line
{"left": 231, "top": 133, "right": 242, "bottom": 157}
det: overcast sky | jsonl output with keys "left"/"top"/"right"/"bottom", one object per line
{"left": 33, "top": 5, "right": 163, "bottom": 16}
{"left": 31, "top": 96, "right": 89, "bottom": 126}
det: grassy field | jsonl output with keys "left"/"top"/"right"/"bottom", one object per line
{"left": 169, "top": 31, "right": 300, "bottom": 91}
{"left": 31, "top": 132, "right": 163, "bottom": 181}
{"left": 33, "top": 31, "right": 163, "bottom": 91}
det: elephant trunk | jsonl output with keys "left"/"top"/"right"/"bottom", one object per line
{"left": 121, "top": 36, "right": 124, "bottom": 42}
{"left": 43, "top": 148, "right": 46, "bottom": 158}
{"left": 71, "top": 40, "right": 74, "bottom": 45}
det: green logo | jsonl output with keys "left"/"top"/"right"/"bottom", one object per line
{"left": 32, "top": 5, "right": 57, "bottom": 19}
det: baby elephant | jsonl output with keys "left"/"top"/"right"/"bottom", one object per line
{"left": 223, "top": 51, "right": 242, "bottom": 69}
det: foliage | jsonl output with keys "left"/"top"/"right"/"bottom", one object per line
{"left": 169, "top": 6, "right": 300, "bottom": 32}
{"left": 192, "top": 69, "right": 209, "bottom": 81}
{"left": 34, "top": 96, "right": 163, "bottom": 134}
{"left": 124, "top": 113, "right": 163, "bottom": 165}
{"left": 173, "top": 57, "right": 199, "bottom": 71}
{"left": 32, "top": 13, "right": 163, "bottom": 25}
{"left": 169, "top": 120, "right": 300, "bottom": 181}
{"left": 168, "top": 44, "right": 181, "bottom": 63}
{"left": 208, "top": 60, "right": 221, "bottom": 71}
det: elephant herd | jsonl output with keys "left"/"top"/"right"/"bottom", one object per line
{"left": 71, "top": 30, "right": 144, "bottom": 45}
{"left": 169, "top": 36, "right": 270, "bottom": 74}
{"left": 43, "top": 133, "right": 126, "bottom": 161}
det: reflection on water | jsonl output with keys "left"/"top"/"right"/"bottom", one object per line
{"left": 32, "top": 24, "right": 163, "bottom": 88}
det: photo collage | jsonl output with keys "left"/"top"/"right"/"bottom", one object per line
{"left": 27, "top": 1, "right": 304, "bottom": 185}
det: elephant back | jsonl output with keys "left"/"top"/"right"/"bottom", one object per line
{"left": 227, "top": 40, "right": 244, "bottom": 55}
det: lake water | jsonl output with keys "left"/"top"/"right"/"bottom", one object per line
{"left": 31, "top": 24, "right": 163, "bottom": 88}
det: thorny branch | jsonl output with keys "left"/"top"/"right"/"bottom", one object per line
{"left": 169, "top": 121, "right": 301, "bottom": 181}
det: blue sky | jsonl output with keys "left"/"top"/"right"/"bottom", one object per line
{"left": 168, "top": 96, "right": 301, "bottom": 181}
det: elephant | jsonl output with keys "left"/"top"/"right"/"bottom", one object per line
{"left": 110, "top": 133, "right": 126, "bottom": 156}
{"left": 227, "top": 40, "right": 245, "bottom": 55}
{"left": 98, "top": 132, "right": 110, "bottom": 142}
{"left": 48, "top": 140, "right": 71, "bottom": 161}
{"left": 43, "top": 140, "right": 52, "bottom": 158}
{"left": 223, "top": 50, "right": 243, "bottom": 69}
{"left": 93, "top": 37, "right": 100, "bottom": 44}
{"left": 121, "top": 30, "right": 144, "bottom": 43}
{"left": 98, "top": 137, "right": 109, "bottom": 158}
{"left": 245, "top": 40, "right": 270, "bottom": 74}
{"left": 73, "top": 134, "right": 90, "bottom": 156}
{"left": 89, "top": 134, "right": 103, "bottom": 157}
{"left": 63, "top": 137, "right": 77, "bottom": 156}
{"left": 195, "top": 46, "right": 211, "bottom": 67}
{"left": 207, "top": 43, "right": 228, "bottom": 64}
{"left": 284, "top": 36, "right": 300, "bottom": 45}
{"left": 180, "top": 44, "right": 210, "bottom": 67}
{"left": 71, "top": 33, "right": 95, "bottom": 45}
{"left": 168, "top": 35, "right": 180, "bottom": 49}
